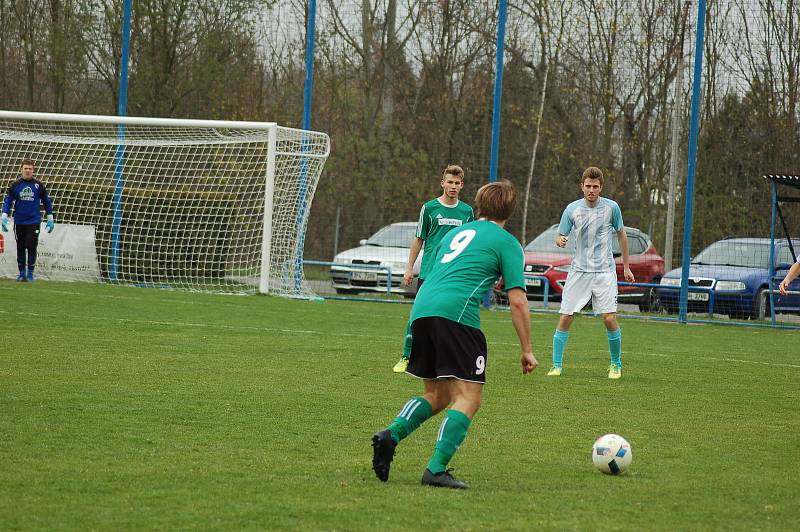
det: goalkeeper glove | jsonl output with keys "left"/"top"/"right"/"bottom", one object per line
{"left": 45, "top": 215, "right": 55, "bottom": 233}
{"left": 1, "top": 213, "right": 8, "bottom": 232}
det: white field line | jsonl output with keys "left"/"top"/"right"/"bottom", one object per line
{"left": 0, "top": 305, "right": 542, "bottom": 342}
{"left": 497, "top": 346, "right": 800, "bottom": 370}
{"left": 635, "top": 351, "right": 800, "bottom": 369}
{"left": 0, "top": 285, "right": 553, "bottom": 322}
{"left": 0, "top": 309, "right": 368, "bottom": 338}
{"left": 2, "top": 308, "right": 795, "bottom": 369}
{"left": 1, "top": 287, "right": 794, "bottom": 369}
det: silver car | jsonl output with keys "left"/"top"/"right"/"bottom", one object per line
{"left": 330, "top": 222, "right": 422, "bottom": 296}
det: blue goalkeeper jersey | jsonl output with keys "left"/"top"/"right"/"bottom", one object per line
{"left": 2, "top": 177, "right": 54, "bottom": 225}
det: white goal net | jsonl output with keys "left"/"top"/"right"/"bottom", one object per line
{"left": 0, "top": 111, "right": 329, "bottom": 296}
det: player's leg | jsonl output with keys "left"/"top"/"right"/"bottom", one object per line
{"left": 393, "top": 280, "right": 423, "bottom": 372}
{"left": 422, "top": 319, "right": 485, "bottom": 489}
{"left": 392, "top": 319, "right": 413, "bottom": 373}
{"left": 373, "top": 317, "right": 442, "bottom": 482}
{"left": 13, "top": 224, "right": 27, "bottom": 281}
{"left": 550, "top": 272, "right": 591, "bottom": 375}
{"left": 422, "top": 378, "right": 478, "bottom": 490}
{"left": 25, "top": 225, "right": 40, "bottom": 281}
{"left": 548, "top": 314, "right": 574, "bottom": 376}
{"left": 372, "top": 379, "right": 444, "bottom": 482}
{"left": 386, "top": 377, "right": 446, "bottom": 444}
{"left": 602, "top": 313, "right": 622, "bottom": 378}
{"left": 592, "top": 272, "right": 622, "bottom": 378}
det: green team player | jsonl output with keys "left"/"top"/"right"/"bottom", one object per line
{"left": 393, "top": 164, "right": 474, "bottom": 373}
{"left": 372, "top": 179, "right": 538, "bottom": 489}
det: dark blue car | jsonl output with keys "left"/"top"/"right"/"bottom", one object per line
{"left": 657, "top": 238, "right": 800, "bottom": 320}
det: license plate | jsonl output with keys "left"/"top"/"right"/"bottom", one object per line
{"left": 351, "top": 271, "right": 378, "bottom": 282}
{"left": 525, "top": 278, "right": 542, "bottom": 287}
{"left": 688, "top": 292, "right": 709, "bottom": 301}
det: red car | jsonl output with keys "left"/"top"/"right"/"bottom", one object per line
{"left": 496, "top": 225, "right": 665, "bottom": 312}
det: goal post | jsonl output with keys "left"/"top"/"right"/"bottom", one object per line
{"left": 0, "top": 110, "right": 330, "bottom": 296}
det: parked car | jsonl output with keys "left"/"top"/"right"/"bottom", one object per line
{"left": 656, "top": 237, "right": 800, "bottom": 319}
{"left": 330, "top": 222, "right": 420, "bottom": 296}
{"left": 495, "top": 225, "right": 665, "bottom": 312}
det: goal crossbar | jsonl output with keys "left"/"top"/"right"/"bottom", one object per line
{"left": 0, "top": 110, "right": 278, "bottom": 130}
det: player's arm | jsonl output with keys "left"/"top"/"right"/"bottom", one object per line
{"left": 1, "top": 183, "right": 12, "bottom": 231}
{"left": 507, "top": 287, "right": 537, "bottom": 374}
{"left": 616, "top": 228, "right": 635, "bottom": 282}
{"left": 404, "top": 237, "right": 424, "bottom": 286}
{"left": 779, "top": 261, "right": 800, "bottom": 296}
{"left": 41, "top": 183, "right": 54, "bottom": 215}
{"left": 40, "top": 183, "right": 55, "bottom": 232}
{"left": 405, "top": 204, "right": 429, "bottom": 286}
{"left": 555, "top": 208, "right": 572, "bottom": 248}
{"left": 1, "top": 182, "right": 12, "bottom": 215}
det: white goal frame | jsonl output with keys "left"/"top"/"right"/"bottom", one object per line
{"left": 0, "top": 110, "right": 330, "bottom": 296}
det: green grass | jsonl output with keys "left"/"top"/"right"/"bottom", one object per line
{"left": 1, "top": 280, "right": 798, "bottom": 530}
{"left": 302, "top": 265, "right": 333, "bottom": 281}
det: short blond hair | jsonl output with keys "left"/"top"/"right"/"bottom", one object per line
{"left": 581, "top": 166, "right": 603, "bottom": 185}
{"left": 442, "top": 164, "right": 464, "bottom": 182}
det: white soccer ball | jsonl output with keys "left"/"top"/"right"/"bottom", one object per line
{"left": 592, "top": 433, "right": 632, "bottom": 475}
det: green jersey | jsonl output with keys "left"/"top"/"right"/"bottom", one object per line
{"left": 410, "top": 220, "right": 525, "bottom": 330}
{"left": 416, "top": 198, "right": 474, "bottom": 280}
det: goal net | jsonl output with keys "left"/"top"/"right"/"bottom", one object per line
{"left": 0, "top": 111, "right": 329, "bottom": 296}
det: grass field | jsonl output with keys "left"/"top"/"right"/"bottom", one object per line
{"left": 2, "top": 280, "right": 799, "bottom": 530}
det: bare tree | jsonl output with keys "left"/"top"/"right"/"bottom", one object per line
{"left": 10, "top": 0, "right": 45, "bottom": 108}
{"left": 509, "top": 0, "right": 574, "bottom": 243}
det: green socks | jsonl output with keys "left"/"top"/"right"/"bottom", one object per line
{"left": 387, "top": 397, "right": 433, "bottom": 443}
{"left": 385, "top": 402, "right": 473, "bottom": 473}
{"left": 426, "top": 409, "right": 471, "bottom": 474}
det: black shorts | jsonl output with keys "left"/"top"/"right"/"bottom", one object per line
{"left": 14, "top": 224, "right": 39, "bottom": 249}
{"left": 407, "top": 316, "right": 488, "bottom": 384}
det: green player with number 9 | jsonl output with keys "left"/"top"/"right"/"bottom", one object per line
{"left": 371, "top": 179, "right": 537, "bottom": 490}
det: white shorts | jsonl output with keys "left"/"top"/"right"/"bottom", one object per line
{"left": 559, "top": 270, "right": 618, "bottom": 315}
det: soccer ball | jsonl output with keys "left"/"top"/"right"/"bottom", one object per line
{"left": 592, "top": 433, "right": 632, "bottom": 475}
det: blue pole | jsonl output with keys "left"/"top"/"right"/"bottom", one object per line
{"left": 484, "top": 0, "right": 507, "bottom": 308}
{"left": 301, "top": 0, "right": 316, "bottom": 132}
{"left": 294, "top": 0, "right": 317, "bottom": 293}
{"left": 488, "top": 0, "right": 507, "bottom": 183}
{"left": 110, "top": 0, "right": 133, "bottom": 281}
{"left": 678, "top": 0, "right": 706, "bottom": 323}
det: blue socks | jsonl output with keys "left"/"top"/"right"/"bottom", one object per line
{"left": 607, "top": 328, "right": 622, "bottom": 367}
{"left": 553, "top": 328, "right": 621, "bottom": 368}
{"left": 552, "top": 329, "right": 570, "bottom": 368}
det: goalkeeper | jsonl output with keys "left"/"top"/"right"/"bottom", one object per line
{"left": 1, "top": 159, "right": 55, "bottom": 281}
{"left": 393, "top": 164, "right": 474, "bottom": 373}
{"left": 372, "top": 180, "right": 537, "bottom": 489}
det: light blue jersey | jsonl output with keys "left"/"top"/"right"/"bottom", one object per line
{"left": 557, "top": 197, "right": 623, "bottom": 273}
